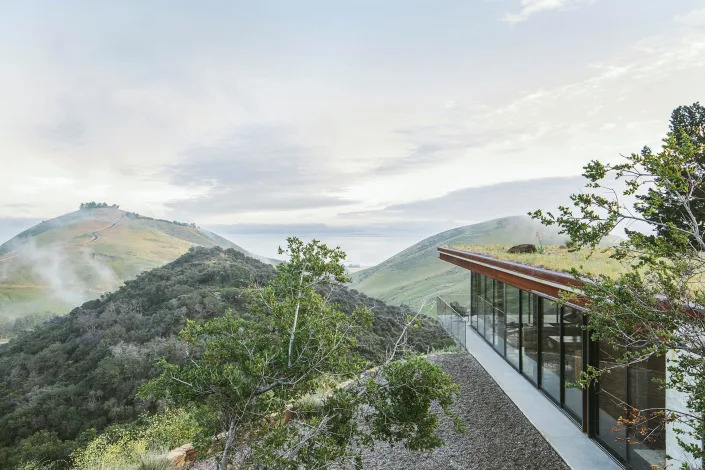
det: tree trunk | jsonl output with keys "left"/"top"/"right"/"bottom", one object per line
{"left": 218, "top": 420, "right": 237, "bottom": 470}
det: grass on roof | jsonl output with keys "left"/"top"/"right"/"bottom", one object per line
{"left": 447, "top": 244, "right": 632, "bottom": 279}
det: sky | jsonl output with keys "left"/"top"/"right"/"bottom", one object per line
{"left": 1, "top": 0, "right": 704, "bottom": 264}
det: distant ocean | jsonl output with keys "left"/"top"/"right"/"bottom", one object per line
{"left": 211, "top": 231, "right": 432, "bottom": 267}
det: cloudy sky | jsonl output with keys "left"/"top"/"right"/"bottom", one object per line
{"left": 1, "top": 0, "right": 704, "bottom": 263}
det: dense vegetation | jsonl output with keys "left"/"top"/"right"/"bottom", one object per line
{"left": 0, "top": 312, "right": 56, "bottom": 342}
{"left": 144, "top": 238, "right": 460, "bottom": 469}
{"left": 0, "top": 246, "right": 452, "bottom": 468}
{"left": 79, "top": 202, "right": 120, "bottom": 210}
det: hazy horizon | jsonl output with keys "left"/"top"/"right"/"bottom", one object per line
{"left": 2, "top": 0, "right": 704, "bottom": 263}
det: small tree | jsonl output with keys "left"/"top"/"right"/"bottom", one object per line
{"left": 142, "top": 237, "right": 461, "bottom": 470}
{"left": 531, "top": 103, "right": 705, "bottom": 465}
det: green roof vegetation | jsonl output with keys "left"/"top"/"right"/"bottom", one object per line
{"left": 447, "top": 244, "right": 631, "bottom": 279}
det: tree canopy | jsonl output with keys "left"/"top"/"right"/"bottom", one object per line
{"left": 0, "top": 246, "right": 452, "bottom": 469}
{"left": 142, "top": 238, "right": 461, "bottom": 470}
{"left": 531, "top": 102, "right": 705, "bottom": 465}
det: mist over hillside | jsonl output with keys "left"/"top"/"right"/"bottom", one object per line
{"left": 0, "top": 206, "right": 276, "bottom": 323}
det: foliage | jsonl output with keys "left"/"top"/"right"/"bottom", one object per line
{"left": 79, "top": 202, "right": 119, "bottom": 210}
{"left": 0, "top": 246, "right": 451, "bottom": 468}
{"left": 71, "top": 408, "right": 199, "bottom": 470}
{"left": 531, "top": 102, "right": 705, "bottom": 464}
{"left": 142, "top": 238, "right": 461, "bottom": 470}
{"left": 0, "top": 311, "right": 58, "bottom": 341}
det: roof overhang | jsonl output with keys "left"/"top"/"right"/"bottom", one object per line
{"left": 438, "top": 246, "right": 588, "bottom": 309}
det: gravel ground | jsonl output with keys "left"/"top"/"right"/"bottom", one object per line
{"left": 190, "top": 352, "right": 571, "bottom": 470}
{"left": 346, "top": 352, "right": 571, "bottom": 470}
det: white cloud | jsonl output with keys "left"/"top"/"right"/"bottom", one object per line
{"left": 501, "top": 0, "right": 601, "bottom": 24}
{"left": 676, "top": 7, "right": 705, "bottom": 27}
{"left": 502, "top": 0, "right": 571, "bottom": 24}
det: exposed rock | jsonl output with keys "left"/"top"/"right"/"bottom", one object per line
{"left": 507, "top": 244, "right": 537, "bottom": 254}
{"left": 167, "top": 443, "right": 197, "bottom": 468}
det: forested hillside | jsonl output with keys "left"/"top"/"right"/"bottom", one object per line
{"left": 0, "top": 247, "right": 452, "bottom": 467}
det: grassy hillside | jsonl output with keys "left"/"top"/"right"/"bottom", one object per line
{"left": 350, "top": 215, "right": 616, "bottom": 311}
{"left": 0, "top": 246, "right": 452, "bottom": 467}
{"left": 0, "top": 207, "right": 275, "bottom": 322}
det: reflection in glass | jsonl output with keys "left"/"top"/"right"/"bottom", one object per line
{"left": 562, "top": 308, "right": 583, "bottom": 421}
{"left": 471, "top": 272, "right": 480, "bottom": 330}
{"left": 493, "top": 281, "right": 505, "bottom": 355}
{"left": 629, "top": 355, "right": 666, "bottom": 469}
{"left": 483, "top": 276, "right": 494, "bottom": 342}
{"left": 541, "top": 299, "right": 561, "bottom": 402}
{"left": 597, "top": 342, "right": 628, "bottom": 461}
{"left": 505, "top": 286, "right": 521, "bottom": 369}
{"left": 521, "top": 292, "right": 538, "bottom": 383}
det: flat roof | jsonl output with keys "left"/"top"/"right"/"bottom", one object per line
{"left": 438, "top": 246, "right": 592, "bottom": 307}
{"left": 445, "top": 244, "right": 629, "bottom": 279}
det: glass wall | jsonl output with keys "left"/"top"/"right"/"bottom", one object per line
{"left": 540, "top": 298, "right": 561, "bottom": 402}
{"left": 470, "top": 273, "right": 480, "bottom": 330}
{"left": 466, "top": 271, "right": 667, "bottom": 470}
{"left": 505, "top": 286, "right": 521, "bottom": 369}
{"left": 563, "top": 308, "right": 583, "bottom": 421}
{"left": 521, "top": 291, "right": 539, "bottom": 384}
{"left": 493, "top": 281, "right": 505, "bottom": 355}
{"left": 596, "top": 342, "right": 628, "bottom": 460}
{"left": 628, "top": 355, "right": 666, "bottom": 469}
{"left": 482, "top": 276, "right": 493, "bottom": 342}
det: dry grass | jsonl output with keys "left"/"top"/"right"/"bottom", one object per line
{"left": 447, "top": 244, "right": 632, "bottom": 279}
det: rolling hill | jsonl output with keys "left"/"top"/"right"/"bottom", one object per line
{"left": 350, "top": 215, "right": 606, "bottom": 311}
{"left": 0, "top": 206, "right": 276, "bottom": 321}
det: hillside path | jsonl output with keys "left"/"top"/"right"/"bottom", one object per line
{"left": 89, "top": 217, "right": 123, "bottom": 242}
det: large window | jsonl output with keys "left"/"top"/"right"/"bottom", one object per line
{"left": 482, "top": 276, "right": 493, "bottom": 342}
{"left": 628, "top": 354, "right": 666, "bottom": 469}
{"left": 563, "top": 308, "right": 583, "bottom": 421}
{"left": 596, "top": 342, "right": 628, "bottom": 461}
{"left": 521, "top": 292, "right": 539, "bottom": 384}
{"left": 470, "top": 273, "right": 480, "bottom": 330}
{"left": 505, "top": 286, "right": 521, "bottom": 369}
{"left": 540, "top": 298, "right": 561, "bottom": 403}
{"left": 465, "top": 268, "right": 667, "bottom": 469}
{"left": 493, "top": 281, "right": 505, "bottom": 355}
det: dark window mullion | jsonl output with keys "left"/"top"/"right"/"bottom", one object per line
{"left": 560, "top": 305, "right": 566, "bottom": 409}
{"left": 518, "top": 289, "right": 523, "bottom": 372}
{"left": 537, "top": 296, "right": 542, "bottom": 387}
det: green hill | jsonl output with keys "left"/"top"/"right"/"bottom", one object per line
{"left": 350, "top": 215, "right": 597, "bottom": 310}
{"left": 0, "top": 246, "right": 452, "bottom": 467}
{"left": 0, "top": 207, "right": 276, "bottom": 322}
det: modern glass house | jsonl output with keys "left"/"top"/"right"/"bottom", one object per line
{"left": 438, "top": 246, "right": 667, "bottom": 470}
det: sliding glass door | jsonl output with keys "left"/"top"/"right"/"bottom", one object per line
{"left": 540, "top": 298, "right": 561, "bottom": 403}
{"left": 505, "top": 286, "right": 521, "bottom": 369}
{"left": 563, "top": 308, "right": 583, "bottom": 421}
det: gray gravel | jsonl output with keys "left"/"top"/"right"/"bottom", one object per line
{"left": 349, "top": 351, "right": 571, "bottom": 470}
{"left": 190, "top": 352, "right": 571, "bottom": 470}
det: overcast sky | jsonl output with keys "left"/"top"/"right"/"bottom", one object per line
{"left": 1, "top": 1, "right": 704, "bottom": 263}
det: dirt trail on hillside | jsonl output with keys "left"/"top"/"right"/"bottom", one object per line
{"left": 89, "top": 217, "right": 124, "bottom": 242}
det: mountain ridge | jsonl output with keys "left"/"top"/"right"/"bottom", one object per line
{"left": 0, "top": 207, "right": 277, "bottom": 320}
